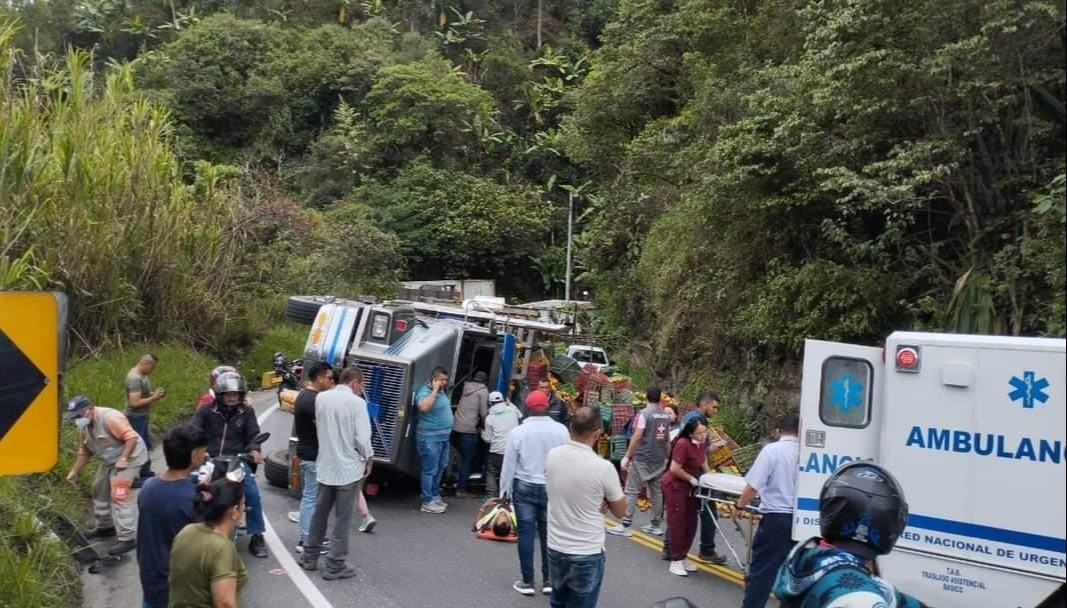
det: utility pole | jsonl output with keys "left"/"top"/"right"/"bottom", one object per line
{"left": 564, "top": 189, "right": 574, "bottom": 304}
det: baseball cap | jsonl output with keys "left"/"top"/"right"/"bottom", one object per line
{"left": 525, "top": 390, "right": 550, "bottom": 413}
{"left": 489, "top": 391, "right": 505, "bottom": 404}
{"left": 64, "top": 395, "right": 93, "bottom": 419}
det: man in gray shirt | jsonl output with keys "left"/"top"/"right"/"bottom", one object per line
{"left": 301, "top": 366, "right": 373, "bottom": 580}
{"left": 124, "top": 353, "right": 165, "bottom": 486}
{"left": 608, "top": 387, "right": 672, "bottom": 538}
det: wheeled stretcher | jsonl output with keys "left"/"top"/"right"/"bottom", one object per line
{"left": 693, "top": 472, "right": 760, "bottom": 573}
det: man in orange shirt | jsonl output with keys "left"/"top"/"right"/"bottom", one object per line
{"left": 65, "top": 395, "right": 148, "bottom": 556}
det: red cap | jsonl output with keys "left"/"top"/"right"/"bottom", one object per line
{"left": 525, "top": 390, "right": 550, "bottom": 413}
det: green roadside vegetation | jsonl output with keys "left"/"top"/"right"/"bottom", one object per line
{"left": 0, "top": 323, "right": 308, "bottom": 608}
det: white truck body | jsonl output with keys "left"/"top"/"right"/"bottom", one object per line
{"left": 794, "top": 331, "right": 1065, "bottom": 607}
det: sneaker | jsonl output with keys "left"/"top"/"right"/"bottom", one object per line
{"left": 107, "top": 539, "right": 137, "bottom": 556}
{"left": 323, "top": 565, "right": 356, "bottom": 580}
{"left": 668, "top": 560, "right": 688, "bottom": 577}
{"left": 541, "top": 582, "right": 552, "bottom": 595}
{"left": 432, "top": 495, "right": 448, "bottom": 507}
{"left": 421, "top": 502, "right": 447, "bottom": 514}
{"left": 683, "top": 559, "right": 698, "bottom": 572}
{"left": 606, "top": 523, "right": 633, "bottom": 537}
{"left": 697, "top": 551, "right": 727, "bottom": 565}
{"left": 639, "top": 524, "right": 664, "bottom": 536}
{"left": 512, "top": 581, "right": 536, "bottom": 596}
{"left": 248, "top": 534, "right": 268, "bottom": 558}
{"left": 301, "top": 558, "right": 318, "bottom": 571}
{"left": 287, "top": 511, "right": 300, "bottom": 524}
{"left": 82, "top": 526, "right": 116, "bottom": 540}
{"left": 359, "top": 515, "right": 377, "bottom": 533}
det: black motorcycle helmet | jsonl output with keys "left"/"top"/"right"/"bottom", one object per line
{"left": 819, "top": 461, "right": 909, "bottom": 560}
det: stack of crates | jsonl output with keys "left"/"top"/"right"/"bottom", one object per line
{"left": 610, "top": 404, "right": 634, "bottom": 435}
{"left": 526, "top": 360, "right": 547, "bottom": 386}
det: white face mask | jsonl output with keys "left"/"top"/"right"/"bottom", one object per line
{"left": 74, "top": 417, "right": 91, "bottom": 430}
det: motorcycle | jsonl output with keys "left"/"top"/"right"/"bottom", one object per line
{"left": 272, "top": 352, "right": 303, "bottom": 394}
{"left": 191, "top": 432, "right": 270, "bottom": 540}
{"left": 192, "top": 432, "right": 271, "bottom": 486}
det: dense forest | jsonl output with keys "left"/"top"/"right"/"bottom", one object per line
{"left": 2, "top": 0, "right": 1064, "bottom": 419}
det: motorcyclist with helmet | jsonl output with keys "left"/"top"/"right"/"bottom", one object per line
{"left": 772, "top": 461, "right": 929, "bottom": 607}
{"left": 191, "top": 370, "right": 269, "bottom": 559}
{"left": 196, "top": 365, "right": 237, "bottom": 410}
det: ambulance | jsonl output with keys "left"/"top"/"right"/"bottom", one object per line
{"left": 795, "top": 332, "right": 1065, "bottom": 607}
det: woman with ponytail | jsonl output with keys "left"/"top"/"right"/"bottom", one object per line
{"left": 168, "top": 480, "right": 248, "bottom": 608}
{"left": 661, "top": 418, "right": 711, "bottom": 577}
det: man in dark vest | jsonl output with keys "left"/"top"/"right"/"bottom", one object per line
{"left": 607, "top": 387, "right": 673, "bottom": 538}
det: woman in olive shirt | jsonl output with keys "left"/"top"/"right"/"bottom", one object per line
{"left": 169, "top": 480, "right": 248, "bottom": 608}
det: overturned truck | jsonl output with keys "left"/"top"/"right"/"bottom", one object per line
{"left": 283, "top": 295, "right": 570, "bottom": 481}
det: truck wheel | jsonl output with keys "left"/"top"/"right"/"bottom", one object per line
{"left": 264, "top": 449, "right": 290, "bottom": 489}
{"left": 285, "top": 296, "right": 327, "bottom": 326}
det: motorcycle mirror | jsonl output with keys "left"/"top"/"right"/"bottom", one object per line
{"left": 251, "top": 432, "right": 270, "bottom": 445}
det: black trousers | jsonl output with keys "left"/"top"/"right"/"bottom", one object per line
{"left": 740, "top": 512, "right": 795, "bottom": 608}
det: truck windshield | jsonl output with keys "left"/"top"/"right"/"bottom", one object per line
{"left": 572, "top": 350, "right": 607, "bottom": 365}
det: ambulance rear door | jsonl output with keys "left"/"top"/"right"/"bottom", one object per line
{"left": 793, "top": 339, "right": 885, "bottom": 541}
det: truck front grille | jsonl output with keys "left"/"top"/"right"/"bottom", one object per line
{"left": 353, "top": 358, "right": 406, "bottom": 462}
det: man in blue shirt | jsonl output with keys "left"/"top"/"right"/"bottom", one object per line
{"left": 736, "top": 413, "right": 800, "bottom": 608}
{"left": 415, "top": 367, "right": 455, "bottom": 514}
{"left": 137, "top": 424, "right": 208, "bottom": 608}
{"left": 500, "top": 390, "right": 570, "bottom": 597}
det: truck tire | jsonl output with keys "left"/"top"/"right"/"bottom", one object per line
{"left": 285, "top": 296, "right": 326, "bottom": 326}
{"left": 264, "top": 449, "right": 290, "bottom": 489}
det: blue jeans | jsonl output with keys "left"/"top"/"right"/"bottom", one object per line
{"left": 548, "top": 549, "right": 605, "bottom": 608}
{"left": 240, "top": 462, "right": 265, "bottom": 535}
{"left": 455, "top": 432, "right": 480, "bottom": 491}
{"left": 740, "top": 513, "right": 794, "bottom": 608}
{"left": 128, "top": 415, "right": 154, "bottom": 480}
{"left": 298, "top": 460, "right": 318, "bottom": 542}
{"left": 513, "top": 479, "right": 549, "bottom": 584}
{"left": 417, "top": 437, "right": 450, "bottom": 505}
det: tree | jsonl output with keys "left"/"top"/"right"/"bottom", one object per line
{"left": 352, "top": 162, "right": 552, "bottom": 295}
{"left": 363, "top": 55, "right": 497, "bottom": 169}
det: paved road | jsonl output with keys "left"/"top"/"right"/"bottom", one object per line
{"left": 84, "top": 391, "right": 756, "bottom": 608}
{"left": 252, "top": 392, "right": 752, "bottom": 608}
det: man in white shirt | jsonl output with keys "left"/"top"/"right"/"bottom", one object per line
{"left": 735, "top": 413, "right": 800, "bottom": 608}
{"left": 545, "top": 406, "right": 625, "bottom": 608}
{"left": 500, "top": 390, "right": 570, "bottom": 597}
{"left": 301, "top": 366, "right": 373, "bottom": 580}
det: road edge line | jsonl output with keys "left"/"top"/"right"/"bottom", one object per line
{"left": 257, "top": 402, "right": 335, "bottom": 608}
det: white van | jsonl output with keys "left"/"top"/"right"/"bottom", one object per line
{"left": 795, "top": 332, "right": 1065, "bottom": 607}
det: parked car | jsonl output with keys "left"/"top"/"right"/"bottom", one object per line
{"left": 565, "top": 344, "right": 614, "bottom": 374}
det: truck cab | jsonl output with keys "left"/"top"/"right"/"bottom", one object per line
{"left": 290, "top": 296, "right": 568, "bottom": 479}
{"left": 796, "top": 332, "right": 1065, "bottom": 607}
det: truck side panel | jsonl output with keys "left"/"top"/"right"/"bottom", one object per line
{"left": 879, "top": 334, "right": 1066, "bottom": 606}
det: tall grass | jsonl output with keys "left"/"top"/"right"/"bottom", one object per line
{"left": 0, "top": 21, "right": 242, "bottom": 350}
{"left": 0, "top": 478, "right": 81, "bottom": 608}
{"left": 0, "top": 343, "right": 219, "bottom": 608}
